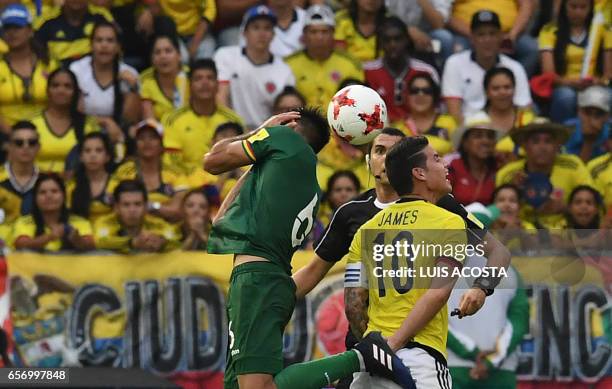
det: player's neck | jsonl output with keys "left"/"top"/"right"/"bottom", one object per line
{"left": 191, "top": 98, "right": 216, "bottom": 116}
{"left": 245, "top": 46, "right": 272, "bottom": 65}
{"left": 406, "top": 186, "right": 438, "bottom": 203}
{"left": 375, "top": 184, "right": 399, "bottom": 204}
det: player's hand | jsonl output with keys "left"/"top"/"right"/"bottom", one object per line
{"left": 258, "top": 112, "right": 301, "bottom": 130}
{"left": 386, "top": 334, "right": 403, "bottom": 352}
{"left": 457, "top": 288, "right": 486, "bottom": 318}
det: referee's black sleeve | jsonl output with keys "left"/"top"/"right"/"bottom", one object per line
{"left": 436, "top": 194, "right": 487, "bottom": 245}
{"left": 314, "top": 206, "right": 351, "bottom": 263}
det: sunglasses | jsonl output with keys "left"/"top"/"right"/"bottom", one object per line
{"left": 409, "top": 87, "right": 434, "bottom": 96}
{"left": 12, "top": 138, "right": 39, "bottom": 148}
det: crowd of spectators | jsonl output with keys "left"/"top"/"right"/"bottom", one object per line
{"left": 0, "top": 0, "right": 609, "bottom": 256}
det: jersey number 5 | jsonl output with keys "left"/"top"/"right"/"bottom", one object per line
{"left": 373, "top": 231, "right": 414, "bottom": 297}
{"left": 291, "top": 193, "right": 318, "bottom": 248}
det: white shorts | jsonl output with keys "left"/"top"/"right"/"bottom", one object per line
{"left": 350, "top": 347, "right": 452, "bottom": 389}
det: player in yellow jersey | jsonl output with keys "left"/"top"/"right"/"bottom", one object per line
{"left": 346, "top": 136, "right": 510, "bottom": 388}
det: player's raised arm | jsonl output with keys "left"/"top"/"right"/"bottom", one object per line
{"left": 203, "top": 112, "right": 300, "bottom": 174}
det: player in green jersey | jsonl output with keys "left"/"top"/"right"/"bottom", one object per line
{"left": 204, "top": 109, "right": 415, "bottom": 389}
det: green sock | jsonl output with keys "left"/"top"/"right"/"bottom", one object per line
{"left": 273, "top": 350, "right": 361, "bottom": 389}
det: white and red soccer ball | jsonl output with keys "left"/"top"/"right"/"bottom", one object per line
{"left": 327, "top": 85, "right": 388, "bottom": 146}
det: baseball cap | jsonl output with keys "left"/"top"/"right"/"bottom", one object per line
{"left": 470, "top": 10, "right": 501, "bottom": 31}
{"left": 134, "top": 119, "right": 163, "bottom": 138}
{"left": 0, "top": 4, "right": 32, "bottom": 27}
{"left": 305, "top": 5, "right": 335, "bottom": 28}
{"left": 242, "top": 5, "right": 277, "bottom": 29}
{"left": 577, "top": 86, "right": 610, "bottom": 113}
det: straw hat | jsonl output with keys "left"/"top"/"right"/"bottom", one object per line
{"left": 451, "top": 111, "right": 504, "bottom": 150}
{"left": 509, "top": 117, "right": 571, "bottom": 145}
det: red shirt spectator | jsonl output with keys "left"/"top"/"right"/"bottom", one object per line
{"left": 448, "top": 157, "right": 496, "bottom": 206}
{"left": 363, "top": 17, "right": 439, "bottom": 123}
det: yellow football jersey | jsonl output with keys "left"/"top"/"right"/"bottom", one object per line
{"left": 32, "top": 113, "right": 100, "bottom": 173}
{"left": 162, "top": 105, "right": 244, "bottom": 169}
{"left": 111, "top": 160, "right": 190, "bottom": 204}
{"left": 285, "top": 50, "right": 364, "bottom": 109}
{"left": 494, "top": 108, "right": 535, "bottom": 156}
{"left": 538, "top": 22, "right": 612, "bottom": 77}
{"left": 334, "top": 10, "right": 380, "bottom": 62}
{"left": 139, "top": 67, "right": 190, "bottom": 121}
{"left": 347, "top": 199, "right": 469, "bottom": 356}
{"left": 496, "top": 154, "right": 593, "bottom": 228}
{"left": 159, "top": 0, "right": 216, "bottom": 36}
{"left": 66, "top": 177, "right": 118, "bottom": 224}
{"left": 11, "top": 214, "right": 92, "bottom": 251}
{"left": 587, "top": 153, "right": 611, "bottom": 208}
{"left": 93, "top": 213, "right": 180, "bottom": 253}
{"left": 0, "top": 58, "right": 58, "bottom": 127}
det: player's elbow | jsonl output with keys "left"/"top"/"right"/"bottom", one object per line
{"left": 203, "top": 153, "right": 224, "bottom": 175}
{"left": 427, "top": 287, "right": 452, "bottom": 308}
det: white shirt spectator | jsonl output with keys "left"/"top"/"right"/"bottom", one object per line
{"left": 385, "top": 0, "right": 452, "bottom": 31}
{"left": 69, "top": 55, "right": 138, "bottom": 118}
{"left": 214, "top": 46, "right": 295, "bottom": 128}
{"left": 442, "top": 51, "right": 532, "bottom": 118}
{"left": 270, "top": 7, "right": 306, "bottom": 57}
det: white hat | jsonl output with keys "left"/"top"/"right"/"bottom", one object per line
{"left": 304, "top": 5, "right": 335, "bottom": 28}
{"left": 578, "top": 86, "right": 610, "bottom": 112}
{"left": 451, "top": 111, "right": 503, "bottom": 150}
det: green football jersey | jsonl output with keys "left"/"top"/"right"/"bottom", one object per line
{"left": 207, "top": 126, "right": 320, "bottom": 274}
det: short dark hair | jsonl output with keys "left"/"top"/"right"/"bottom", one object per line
{"left": 483, "top": 67, "right": 516, "bottom": 90}
{"left": 338, "top": 78, "right": 368, "bottom": 91}
{"left": 297, "top": 107, "right": 330, "bottom": 154}
{"left": 368, "top": 127, "right": 405, "bottom": 155}
{"left": 273, "top": 86, "right": 306, "bottom": 111}
{"left": 408, "top": 72, "right": 441, "bottom": 105}
{"left": 113, "top": 180, "right": 148, "bottom": 204}
{"left": 385, "top": 136, "right": 429, "bottom": 195}
{"left": 189, "top": 58, "right": 217, "bottom": 79}
{"left": 214, "top": 122, "right": 244, "bottom": 139}
{"left": 11, "top": 120, "right": 37, "bottom": 134}
{"left": 378, "top": 16, "right": 414, "bottom": 52}
{"left": 326, "top": 170, "right": 361, "bottom": 193}
{"left": 493, "top": 183, "right": 522, "bottom": 202}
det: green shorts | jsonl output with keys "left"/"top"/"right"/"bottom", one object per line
{"left": 224, "top": 261, "right": 296, "bottom": 389}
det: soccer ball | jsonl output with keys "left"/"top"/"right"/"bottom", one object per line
{"left": 327, "top": 85, "right": 388, "bottom": 145}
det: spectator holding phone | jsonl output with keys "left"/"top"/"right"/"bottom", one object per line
{"left": 538, "top": 0, "right": 612, "bottom": 123}
{"left": 12, "top": 173, "right": 94, "bottom": 252}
